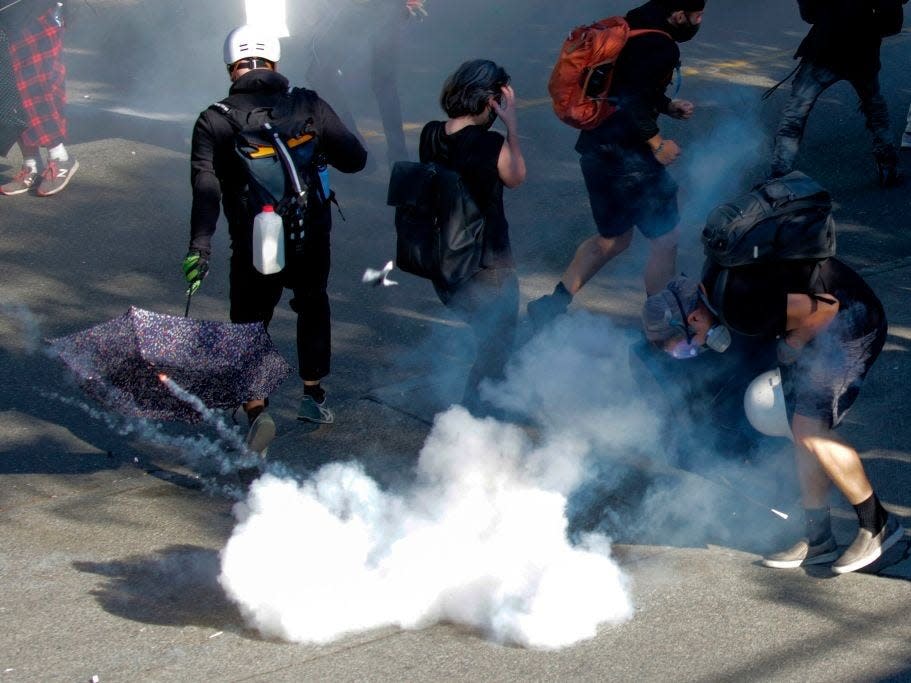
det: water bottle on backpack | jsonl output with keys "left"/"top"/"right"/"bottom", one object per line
{"left": 252, "top": 205, "right": 285, "bottom": 274}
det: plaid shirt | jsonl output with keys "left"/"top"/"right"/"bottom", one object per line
{"left": 7, "top": 6, "right": 66, "bottom": 148}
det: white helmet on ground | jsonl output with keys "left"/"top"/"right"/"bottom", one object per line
{"left": 744, "top": 368, "right": 793, "bottom": 440}
{"left": 224, "top": 25, "right": 281, "bottom": 66}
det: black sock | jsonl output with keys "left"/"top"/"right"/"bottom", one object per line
{"left": 304, "top": 383, "right": 325, "bottom": 403}
{"left": 853, "top": 493, "right": 888, "bottom": 534}
{"left": 804, "top": 507, "right": 832, "bottom": 545}
{"left": 553, "top": 281, "right": 573, "bottom": 303}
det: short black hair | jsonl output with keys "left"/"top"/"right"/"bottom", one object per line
{"left": 439, "top": 59, "right": 510, "bottom": 118}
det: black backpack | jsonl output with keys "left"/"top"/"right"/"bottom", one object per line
{"left": 701, "top": 171, "right": 837, "bottom": 324}
{"left": 211, "top": 90, "right": 328, "bottom": 247}
{"left": 386, "top": 160, "right": 485, "bottom": 291}
{"left": 702, "top": 171, "right": 835, "bottom": 268}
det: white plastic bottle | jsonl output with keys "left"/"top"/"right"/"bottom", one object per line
{"left": 252, "top": 204, "right": 285, "bottom": 274}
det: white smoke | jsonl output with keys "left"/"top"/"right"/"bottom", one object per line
{"left": 219, "top": 403, "right": 634, "bottom": 649}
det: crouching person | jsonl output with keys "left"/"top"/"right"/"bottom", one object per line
{"left": 642, "top": 258, "right": 904, "bottom": 573}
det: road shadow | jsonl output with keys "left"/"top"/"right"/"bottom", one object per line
{"left": 72, "top": 544, "right": 248, "bottom": 634}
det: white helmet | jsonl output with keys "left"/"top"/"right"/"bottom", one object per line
{"left": 744, "top": 368, "right": 792, "bottom": 440}
{"left": 224, "top": 25, "right": 281, "bottom": 66}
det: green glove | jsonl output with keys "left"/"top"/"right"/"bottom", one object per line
{"left": 182, "top": 250, "right": 209, "bottom": 295}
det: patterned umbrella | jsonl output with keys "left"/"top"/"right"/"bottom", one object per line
{"left": 47, "top": 307, "right": 292, "bottom": 422}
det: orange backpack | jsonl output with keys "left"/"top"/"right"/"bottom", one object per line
{"left": 548, "top": 17, "right": 669, "bottom": 130}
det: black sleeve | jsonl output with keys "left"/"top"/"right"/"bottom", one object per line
{"left": 797, "top": 0, "right": 824, "bottom": 23}
{"left": 615, "top": 33, "right": 680, "bottom": 142}
{"left": 189, "top": 113, "right": 222, "bottom": 255}
{"left": 313, "top": 97, "right": 368, "bottom": 173}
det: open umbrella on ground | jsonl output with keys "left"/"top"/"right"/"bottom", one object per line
{"left": 0, "top": 30, "right": 26, "bottom": 156}
{"left": 47, "top": 307, "right": 291, "bottom": 422}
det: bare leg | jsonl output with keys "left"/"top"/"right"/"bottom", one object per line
{"left": 644, "top": 228, "right": 678, "bottom": 295}
{"left": 791, "top": 413, "right": 874, "bottom": 507}
{"left": 559, "top": 230, "right": 634, "bottom": 295}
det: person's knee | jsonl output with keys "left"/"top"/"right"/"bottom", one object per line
{"left": 592, "top": 231, "right": 633, "bottom": 257}
{"left": 650, "top": 228, "right": 679, "bottom": 253}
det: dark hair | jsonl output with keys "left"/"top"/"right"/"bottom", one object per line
{"left": 439, "top": 59, "right": 510, "bottom": 118}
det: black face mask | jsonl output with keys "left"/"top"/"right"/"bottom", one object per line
{"left": 669, "top": 16, "right": 700, "bottom": 43}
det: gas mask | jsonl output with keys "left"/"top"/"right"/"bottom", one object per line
{"left": 666, "top": 285, "right": 731, "bottom": 359}
{"left": 705, "top": 323, "right": 731, "bottom": 353}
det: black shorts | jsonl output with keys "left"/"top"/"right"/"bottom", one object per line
{"left": 784, "top": 300, "right": 887, "bottom": 429}
{"left": 579, "top": 147, "right": 679, "bottom": 240}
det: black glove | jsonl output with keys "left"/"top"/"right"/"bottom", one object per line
{"left": 182, "top": 249, "right": 209, "bottom": 295}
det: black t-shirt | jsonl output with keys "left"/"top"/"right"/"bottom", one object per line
{"left": 419, "top": 121, "right": 512, "bottom": 269}
{"left": 575, "top": 4, "right": 680, "bottom": 153}
{"left": 703, "top": 257, "right": 884, "bottom": 339}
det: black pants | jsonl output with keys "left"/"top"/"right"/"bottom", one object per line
{"left": 229, "top": 228, "right": 331, "bottom": 382}
{"left": 771, "top": 60, "right": 896, "bottom": 176}
{"left": 445, "top": 267, "right": 519, "bottom": 411}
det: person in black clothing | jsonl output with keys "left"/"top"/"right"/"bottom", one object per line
{"left": 418, "top": 59, "right": 526, "bottom": 415}
{"left": 642, "top": 259, "right": 905, "bottom": 574}
{"left": 183, "top": 25, "right": 367, "bottom": 461}
{"left": 300, "top": 0, "right": 426, "bottom": 166}
{"left": 769, "top": 0, "right": 903, "bottom": 186}
{"left": 527, "top": 0, "right": 705, "bottom": 328}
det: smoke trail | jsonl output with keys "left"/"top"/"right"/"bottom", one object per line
{"left": 220, "top": 407, "right": 633, "bottom": 648}
{"left": 0, "top": 299, "right": 41, "bottom": 354}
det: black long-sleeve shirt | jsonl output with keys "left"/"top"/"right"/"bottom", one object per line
{"left": 189, "top": 70, "right": 367, "bottom": 254}
{"left": 795, "top": 0, "right": 883, "bottom": 79}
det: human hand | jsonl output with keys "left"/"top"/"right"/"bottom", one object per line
{"left": 652, "top": 138, "right": 681, "bottom": 165}
{"left": 667, "top": 99, "right": 694, "bottom": 120}
{"left": 776, "top": 337, "right": 803, "bottom": 365}
{"left": 490, "top": 85, "right": 518, "bottom": 131}
{"left": 182, "top": 250, "right": 209, "bottom": 296}
{"left": 405, "top": 0, "right": 428, "bottom": 17}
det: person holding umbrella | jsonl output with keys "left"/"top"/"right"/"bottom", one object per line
{"left": 183, "top": 25, "right": 367, "bottom": 463}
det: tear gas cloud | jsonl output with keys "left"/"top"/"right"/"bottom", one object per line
{"left": 219, "top": 315, "right": 655, "bottom": 649}
{"left": 220, "top": 409, "right": 633, "bottom": 649}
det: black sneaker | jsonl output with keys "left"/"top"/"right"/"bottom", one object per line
{"left": 832, "top": 515, "right": 905, "bottom": 574}
{"left": 761, "top": 535, "right": 839, "bottom": 569}
{"left": 877, "top": 158, "right": 903, "bottom": 188}
{"left": 527, "top": 293, "right": 569, "bottom": 330}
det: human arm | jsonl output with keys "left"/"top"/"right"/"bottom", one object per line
{"left": 313, "top": 96, "right": 368, "bottom": 173}
{"left": 781, "top": 292, "right": 840, "bottom": 351}
{"left": 491, "top": 85, "right": 526, "bottom": 189}
{"left": 189, "top": 113, "right": 222, "bottom": 256}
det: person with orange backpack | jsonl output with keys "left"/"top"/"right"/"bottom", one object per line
{"left": 528, "top": 0, "right": 705, "bottom": 329}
